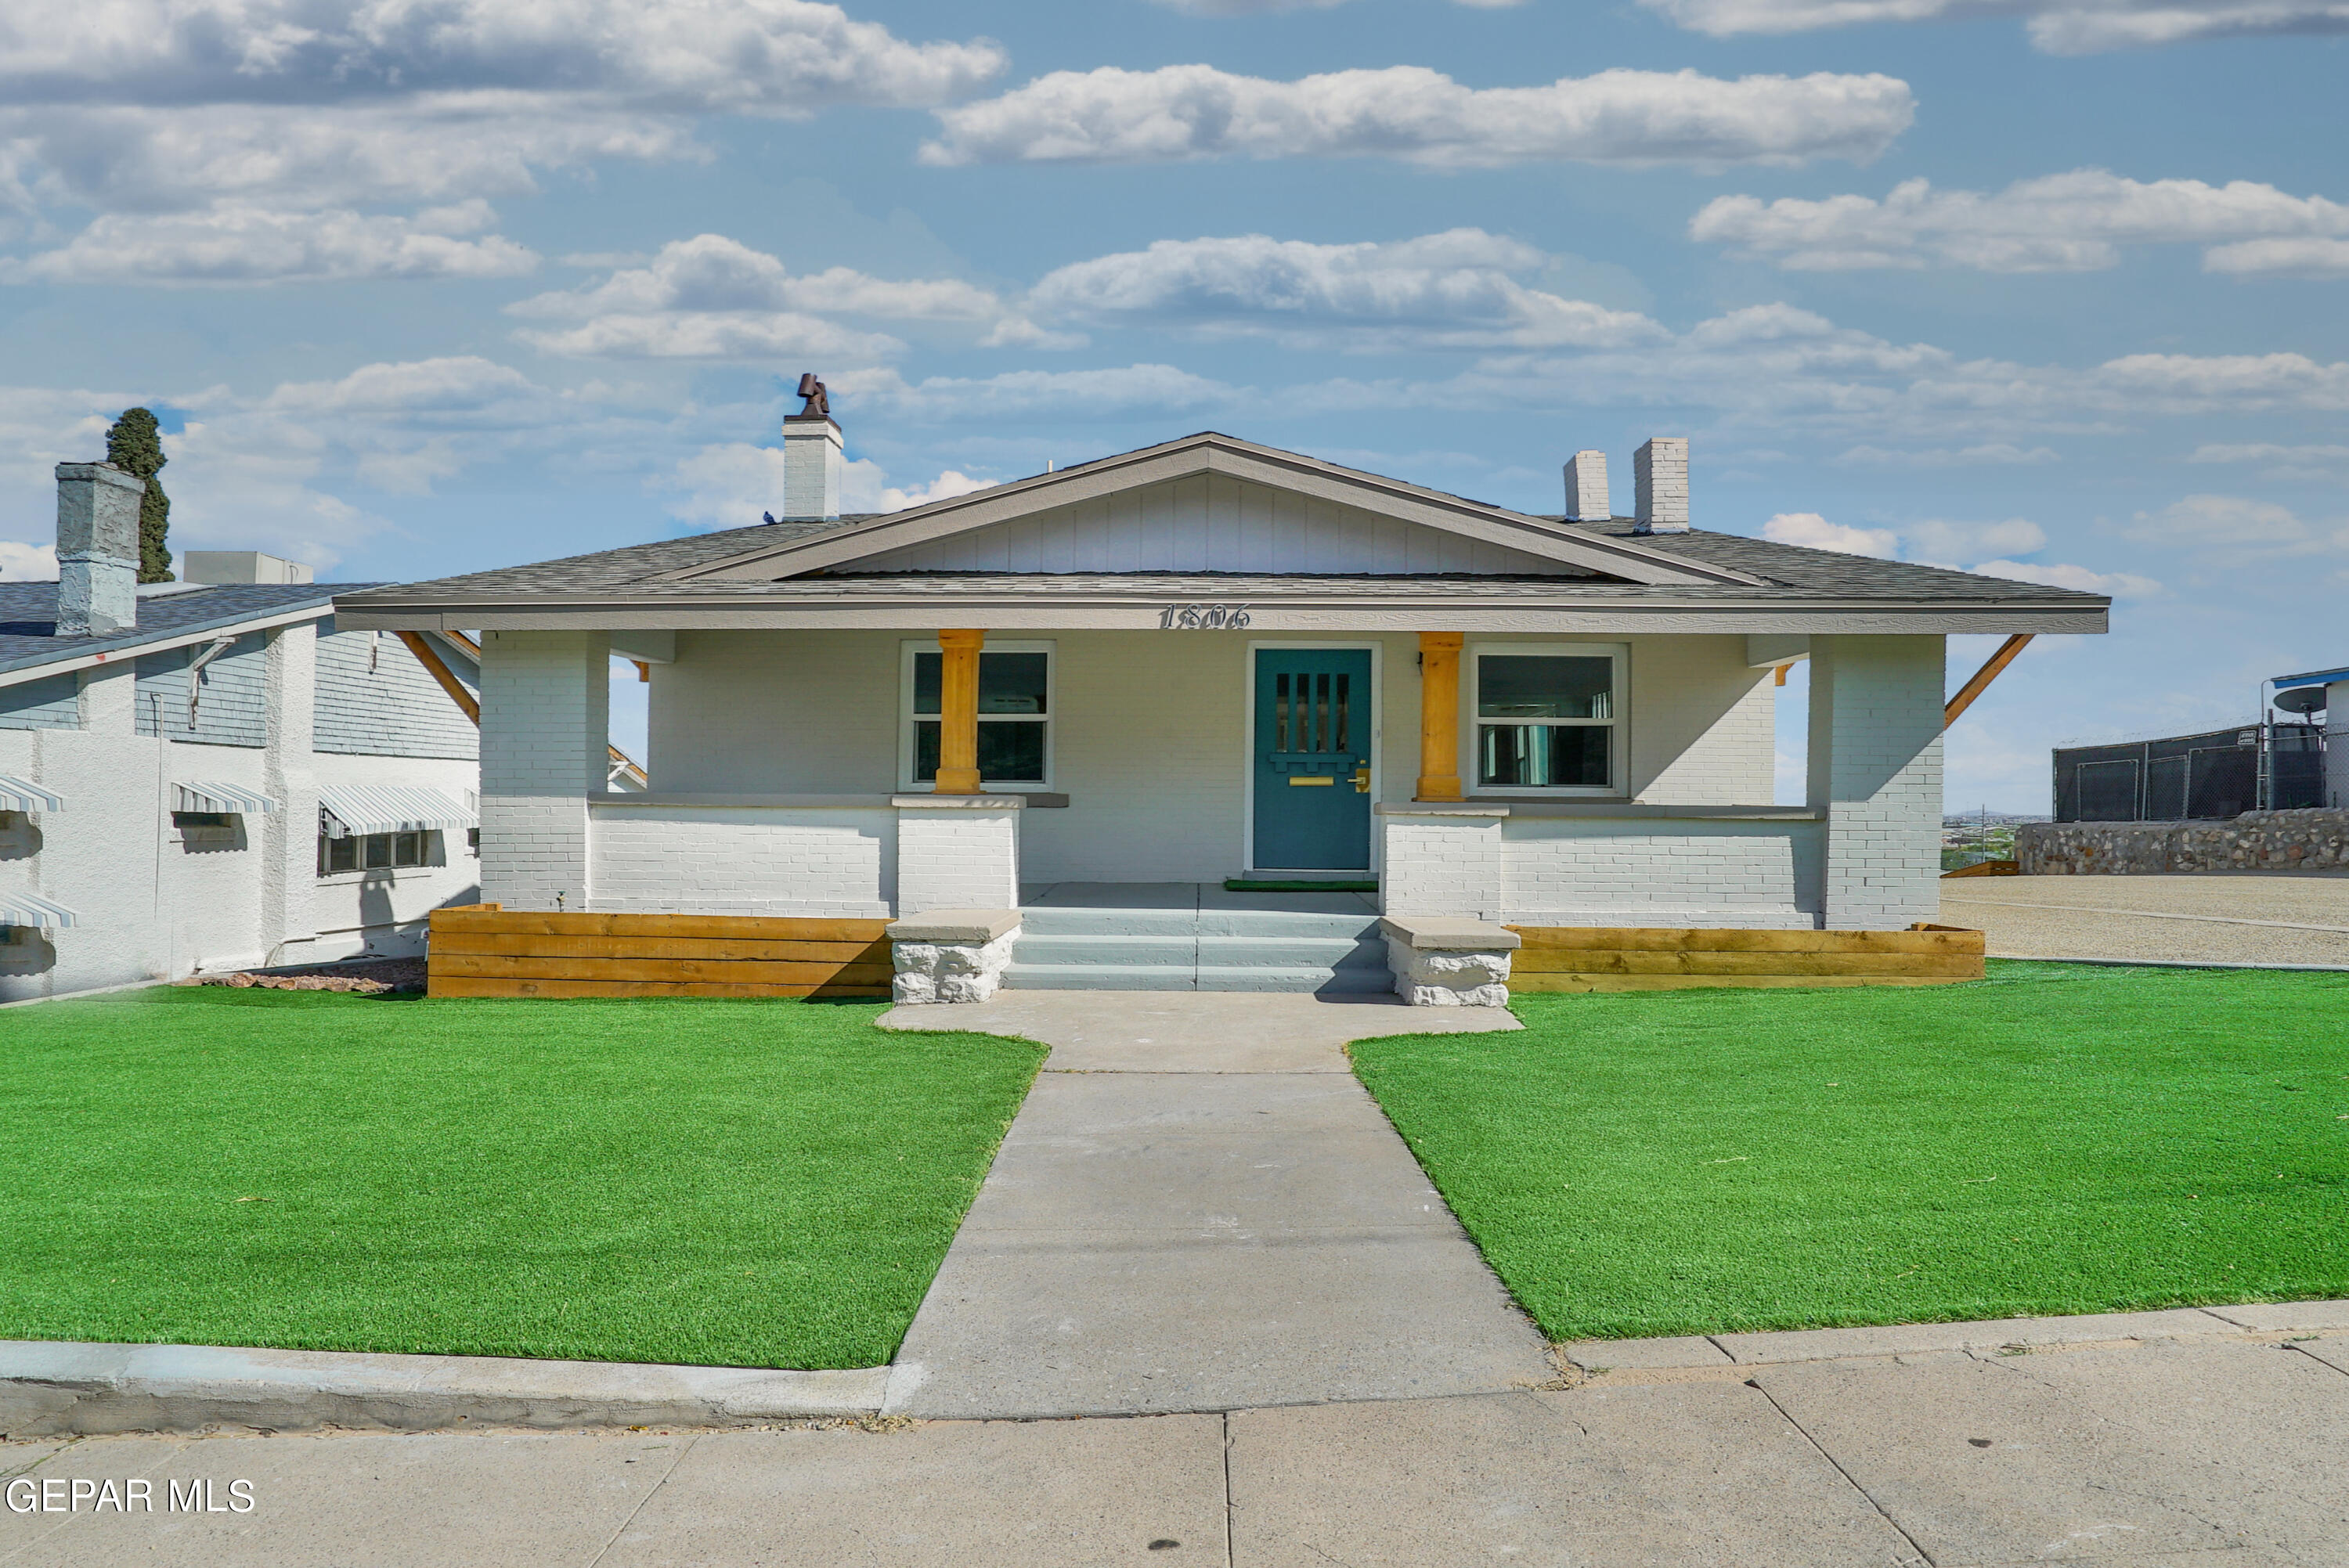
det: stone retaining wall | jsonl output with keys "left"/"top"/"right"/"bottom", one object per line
{"left": 2015, "top": 809, "right": 2349, "bottom": 874}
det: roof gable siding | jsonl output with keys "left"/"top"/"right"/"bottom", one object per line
{"left": 314, "top": 623, "right": 480, "bottom": 760}
{"left": 849, "top": 471, "right": 1580, "bottom": 578}
{"left": 135, "top": 633, "right": 267, "bottom": 747}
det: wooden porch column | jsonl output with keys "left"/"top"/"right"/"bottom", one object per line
{"left": 1416, "top": 632, "right": 1463, "bottom": 802}
{"left": 934, "top": 629, "right": 986, "bottom": 794}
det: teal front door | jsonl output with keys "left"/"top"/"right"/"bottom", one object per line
{"left": 1252, "top": 648, "right": 1373, "bottom": 872}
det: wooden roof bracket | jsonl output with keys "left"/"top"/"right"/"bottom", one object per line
{"left": 1943, "top": 633, "right": 2034, "bottom": 727}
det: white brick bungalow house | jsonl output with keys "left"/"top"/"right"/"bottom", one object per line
{"left": 334, "top": 417, "right": 2106, "bottom": 1004}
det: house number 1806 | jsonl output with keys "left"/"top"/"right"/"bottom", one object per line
{"left": 1158, "top": 604, "right": 1251, "bottom": 629}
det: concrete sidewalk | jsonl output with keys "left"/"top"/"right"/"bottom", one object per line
{"left": 879, "top": 991, "right": 1551, "bottom": 1418}
{"left": 8, "top": 1309, "right": 2347, "bottom": 1566}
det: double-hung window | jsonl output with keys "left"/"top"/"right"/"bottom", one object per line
{"left": 901, "top": 641, "right": 1053, "bottom": 790}
{"left": 1470, "top": 643, "right": 1623, "bottom": 794}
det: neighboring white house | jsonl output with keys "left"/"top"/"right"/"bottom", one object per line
{"left": 336, "top": 418, "right": 2109, "bottom": 1000}
{"left": 0, "top": 461, "right": 486, "bottom": 1001}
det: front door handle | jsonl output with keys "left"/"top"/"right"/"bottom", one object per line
{"left": 1352, "top": 766, "right": 1371, "bottom": 793}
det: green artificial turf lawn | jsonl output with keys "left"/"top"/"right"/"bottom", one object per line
{"left": 1351, "top": 961, "right": 2349, "bottom": 1342}
{"left": 0, "top": 989, "right": 1045, "bottom": 1369}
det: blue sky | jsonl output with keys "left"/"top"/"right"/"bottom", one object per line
{"left": 2, "top": 0, "right": 2344, "bottom": 808}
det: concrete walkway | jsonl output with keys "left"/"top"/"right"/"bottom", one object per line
{"left": 8, "top": 1307, "right": 2347, "bottom": 1566}
{"left": 876, "top": 991, "right": 1550, "bottom": 1418}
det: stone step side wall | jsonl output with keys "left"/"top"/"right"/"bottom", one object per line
{"left": 2016, "top": 809, "right": 2349, "bottom": 875}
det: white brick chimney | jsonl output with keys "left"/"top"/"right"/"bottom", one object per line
{"left": 1564, "top": 450, "right": 1609, "bottom": 522}
{"left": 1633, "top": 437, "right": 1689, "bottom": 535}
{"left": 54, "top": 461, "right": 143, "bottom": 636}
{"left": 781, "top": 412, "right": 843, "bottom": 521}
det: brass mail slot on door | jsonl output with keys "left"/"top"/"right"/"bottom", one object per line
{"left": 1288, "top": 775, "right": 1336, "bottom": 786}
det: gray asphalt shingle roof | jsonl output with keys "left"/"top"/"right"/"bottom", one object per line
{"left": 330, "top": 431, "right": 2103, "bottom": 612}
{"left": 333, "top": 520, "right": 2091, "bottom": 608}
{"left": 0, "top": 582, "right": 382, "bottom": 678}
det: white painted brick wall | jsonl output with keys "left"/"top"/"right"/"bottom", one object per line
{"left": 591, "top": 806, "right": 893, "bottom": 917}
{"left": 1380, "top": 812, "right": 1505, "bottom": 920}
{"left": 896, "top": 806, "right": 1020, "bottom": 913}
{"left": 1502, "top": 817, "right": 1822, "bottom": 928}
{"left": 1629, "top": 640, "right": 1776, "bottom": 805}
{"left": 1808, "top": 635, "right": 1945, "bottom": 930}
{"left": 479, "top": 629, "right": 608, "bottom": 911}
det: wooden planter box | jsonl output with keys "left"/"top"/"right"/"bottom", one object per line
{"left": 426, "top": 905, "right": 892, "bottom": 999}
{"left": 1505, "top": 924, "right": 1986, "bottom": 993}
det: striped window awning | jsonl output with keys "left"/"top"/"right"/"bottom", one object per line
{"left": 0, "top": 892, "right": 79, "bottom": 929}
{"left": 318, "top": 786, "right": 477, "bottom": 839}
{"left": 174, "top": 781, "right": 280, "bottom": 816}
{"left": 0, "top": 775, "right": 63, "bottom": 813}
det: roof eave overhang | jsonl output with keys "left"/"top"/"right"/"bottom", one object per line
{"left": 0, "top": 600, "right": 337, "bottom": 690}
{"left": 648, "top": 434, "right": 1767, "bottom": 589}
{"left": 331, "top": 591, "right": 2109, "bottom": 639}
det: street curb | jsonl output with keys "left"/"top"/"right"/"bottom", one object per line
{"left": 1558, "top": 1299, "right": 2349, "bottom": 1373}
{"left": 0, "top": 1340, "right": 887, "bottom": 1437}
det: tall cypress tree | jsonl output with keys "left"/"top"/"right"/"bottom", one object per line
{"left": 103, "top": 407, "right": 173, "bottom": 582}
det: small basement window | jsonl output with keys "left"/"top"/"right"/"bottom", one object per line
{"left": 1470, "top": 644, "right": 1624, "bottom": 795}
{"left": 901, "top": 641, "right": 1052, "bottom": 789}
{"left": 318, "top": 829, "right": 436, "bottom": 876}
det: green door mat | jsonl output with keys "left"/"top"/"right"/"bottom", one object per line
{"left": 1224, "top": 878, "right": 1380, "bottom": 892}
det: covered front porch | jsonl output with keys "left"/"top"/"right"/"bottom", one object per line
{"left": 491, "top": 622, "right": 1936, "bottom": 934}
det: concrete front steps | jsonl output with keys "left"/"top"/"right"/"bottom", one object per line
{"left": 1004, "top": 905, "right": 1393, "bottom": 994}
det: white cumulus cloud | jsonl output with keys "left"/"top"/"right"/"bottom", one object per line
{"left": 2, "top": 200, "right": 538, "bottom": 284}
{"left": 0, "top": 0, "right": 1005, "bottom": 117}
{"left": 1757, "top": 509, "right": 2153, "bottom": 596}
{"left": 1903, "top": 517, "right": 2050, "bottom": 561}
{"left": 833, "top": 364, "right": 1240, "bottom": 422}
{"left": 0, "top": 1, "right": 1005, "bottom": 279}
{"left": 920, "top": 64, "right": 1914, "bottom": 170}
{"left": 1640, "top": 0, "right": 2349, "bottom": 55}
{"left": 1691, "top": 171, "right": 2349, "bottom": 273}
{"left": 2202, "top": 236, "right": 2349, "bottom": 277}
{"left": 1762, "top": 511, "right": 1899, "bottom": 557}
{"left": 1969, "top": 559, "right": 2162, "bottom": 597}
{"left": 1023, "top": 230, "right": 1664, "bottom": 351}
{"left": 0, "top": 540, "right": 59, "bottom": 579}
{"left": 508, "top": 234, "right": 1055, "bottom": 361}
{"left": 663, "top": 442, "right": 995, "bottom": 526}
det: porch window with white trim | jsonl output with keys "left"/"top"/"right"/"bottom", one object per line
{"left": 901, "top": 641, "right": 1052, "bottom": 789}
{"left": 1470, "top": 644, "right": 1623, "bottom": 793}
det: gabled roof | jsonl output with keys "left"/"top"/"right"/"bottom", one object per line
{"left": 0, "top": 582, "right": 378, "bottom": 683}
{"left": 653, "top": 433, "right": 1766, "bottom": 589}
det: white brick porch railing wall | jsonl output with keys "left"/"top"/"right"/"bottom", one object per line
{"left": 479, "top": 629, "right": 608, "bottom": 911}
{"left": 1808, "top": 635, "right": 1945, "bottom": 930}
{"left": 894, "top": 798, "right": 1022, "bottom": 914}
{"left": 1378, "top": 806, "right": 1506, "bottom": 921}
{"left": 591, "top": 805, "right": 895, "bottom": 917}
{"left": 1501, "top": 817, "right": 1821, "bottom": 928}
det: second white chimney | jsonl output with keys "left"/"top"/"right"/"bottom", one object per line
{"left": 1564, "top": 450, "right": 1609, "bottom": 522}
{"left": 781, "top": 411, "right": 843, "bottom": 522}
{"left": 1633, "top": 437, "right": 1688, "bottom": 534}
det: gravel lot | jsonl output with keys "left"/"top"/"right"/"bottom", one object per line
{"left": 1939, "top": 872, "right": 2349, "bottom": 966}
